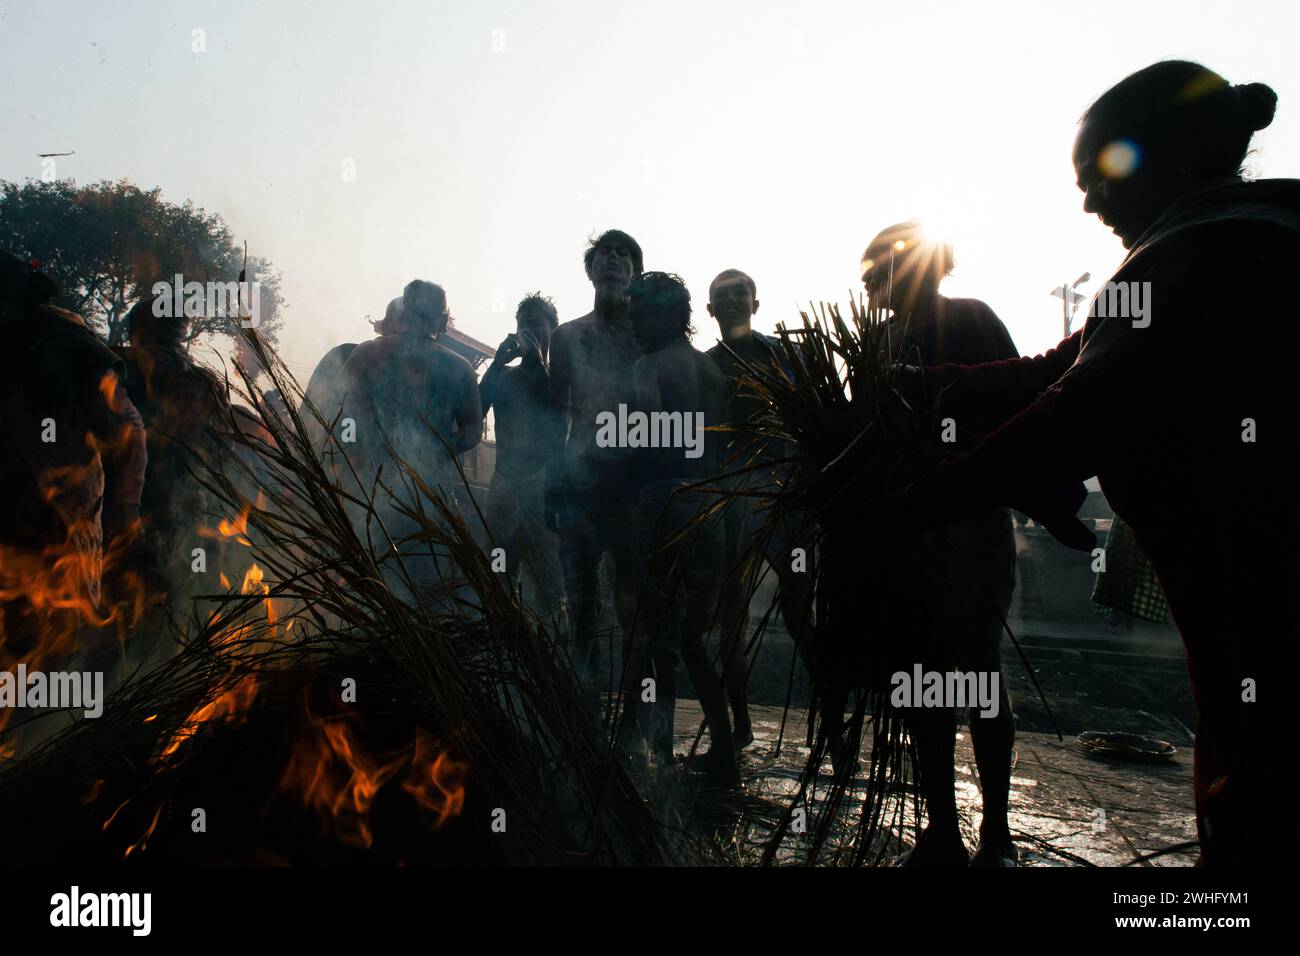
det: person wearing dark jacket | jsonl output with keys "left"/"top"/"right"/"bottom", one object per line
{"left": 705, "top": 269, "right": 814, "bottom": 752}
{"left": 876, "top": 61, "right": 1298, "bottom": 866}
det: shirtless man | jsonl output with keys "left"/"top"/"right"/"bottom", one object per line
{"left": 303, "top": 341, "right": 357, "bottom": 444}
{"left": 619, "top": 272, "right": 737, "bottom": 784}
{"left": 339, "top": 281, "right": 481, "bottom": 485}
{"left": 336, "top": 281, "right": 481, "bottom": 594}
{"left": 545, "top": 230, "right": 642, "bottom": 687}
{"left": 479, "top": 293, "right": 565, "bottom": 622}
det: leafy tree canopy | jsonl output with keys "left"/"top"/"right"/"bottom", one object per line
{"left": 0, "top": 178, "right": 284, "bottom": 360}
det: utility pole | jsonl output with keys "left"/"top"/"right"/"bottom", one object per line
{"left": 1050, "top": 272, "right": 1091, "bottom": 339}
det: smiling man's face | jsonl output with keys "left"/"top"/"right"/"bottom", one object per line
{"left": 708, "top": 276, "right": 757, "bottom": 338}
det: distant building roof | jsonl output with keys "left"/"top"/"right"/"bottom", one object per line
{"left": 441, "top": 323, "right": 494, "bottom": 369}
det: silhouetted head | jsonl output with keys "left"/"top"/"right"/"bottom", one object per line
{"left": 127, "top": 293, "right": 190, "bottom": 351}
{"left": 1074, "top": 60, "right": 1277, "bottom": 248}
{"left": 707, "top": 269, "right": 759, "bottom": 340}
{"left": 401, "top": 279, "right": 450, "bottom": 336}
{"left": 628, "top": 271, "right": 692, "bottom": 349}
{"left": 583, "top": 229, "right": 643, "bottom": 294}
{"left": 0, "top": 250, "right": 58, "bottom": 319}
{"left": 515, "top": 292, "right": 558, "bottom": 359}
{"left": 860, "top": 221, "right": 953, "bottom": 315}
{"left": 371, "top": 296, "right": 406, "bottom": 335}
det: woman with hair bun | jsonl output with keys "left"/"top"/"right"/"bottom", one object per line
{"left": 874, "top": 61, "right": 1299, "bottom": 866}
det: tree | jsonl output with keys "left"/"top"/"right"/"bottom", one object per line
{"left": 0, "top": 178, "right": 285, "bottom": 352}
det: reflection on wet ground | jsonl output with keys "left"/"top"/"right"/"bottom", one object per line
{"left": 672, "top": 699, "right": 1197, "bottom": 867}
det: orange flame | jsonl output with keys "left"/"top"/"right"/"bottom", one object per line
{"left": 278, "top": 717, "right": 402, "bottom": 848}
{"left": 122, "top": 802, "right": 163, "bottom": 860}
{"left": 402, "top": 734, "right": 467, "bottom": 828}
{"left": 200, "top": 504, "right": 252, "bottom": 547}
{"left": 156, "top": 559, "right": 277, "bottom": 760}
{"left": 1, "top": 509, "right": 159, "bottom": 737}
{"left": 277, "top": 710, "right": 467, "bottom": 848}
{"left": 158, "top": 673, "right": 259, "bottom": 760}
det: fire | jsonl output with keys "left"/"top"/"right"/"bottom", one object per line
{"left": 156, "top": 559, "right": 277, "bottom": 760}
{"left": 0, "top": 393, "right": 164, "bottom": 741}
{"left": 199, "top": 492, "right": 267, "bottom": 548}
{"left": 122, "top": 802, "right": 163, "bottom": 860}
{"left": 277, "top": 708, "right": 467, "bottom": 849}
{"left": 200, "top": 504, "right": 252, "bottom": 547}
{"left": 278, "top": 717, "right": 402, "bottom": 848}
{"left": 242, "top": 562, "right": 264, "bottom": 592}
{"left": 402, "top": 733, "right": 467, "bottom": 828}
{"left": 236, "top": 561, "right": 281, "bottom": 634}
{"left": 1, "top": 514, "right": 158, "bottom": 736}
{"left": 158, "top": 673, "right": 259, "bottom": 760}
{"left": 0, "top": 520, "right": 109, "bottom": 631}
{"left": 97, "top": 370, "right": 122, "bottom": 409}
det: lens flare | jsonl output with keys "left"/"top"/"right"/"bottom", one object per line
{"left": 1098, "top": 139, "right": 1141, "bottom": 179}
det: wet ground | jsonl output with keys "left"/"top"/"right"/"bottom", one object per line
{"left": 659, "top": 615, "right": 1199, "bottom": 866}
{"left": 672, "top": 699, "right": 1198, "bottom": 866}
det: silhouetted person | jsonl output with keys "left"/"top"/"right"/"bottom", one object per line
{"left": 875, "top": 61, "right": 1297, "bottom": 867}
{"left": 861, "top": 222, "right": 1021, "bottom": 866}
{"left": 479, "top": 293, "right": 565, "bottom": 621}
{"left": 546, "top": 230, "right": 643, "bottom": 689}
{"left": 0, "top": 252, "right": 147, "bottom": 678}
{"left": 618, "top": 272, "right": 737, "bottom": 785}
{"left": 705, "top": 269, "right": 814, "bottom": 751}
{"left": 302, "top": 340, "right": 357, "bottom": 456}
{"left": 336, "top": 281, "right": 482, "bottom": 596}
{"left": 117, "top": 293, "right": 236, "bottom": 593}
{"left": 338, "top": 281, "right": 481, "bottom": 489}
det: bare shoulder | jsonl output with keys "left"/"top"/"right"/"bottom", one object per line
{"left": 340, "top": 337, "right": 381, "bottom": 371}
{"left": 433, "top": 341, "right": 479, "bottom": 380}
{"left": 633, "top": 344, "right": 676, "bottom": 377}
{"left": 694, "top": 345, "right": 725, "bottom": 379}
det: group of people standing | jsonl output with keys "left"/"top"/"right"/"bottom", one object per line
{"left": 305, "top": 216, "right": 1034, "bottom": 852}
{"left": 3, "top": 57, "right": 1295, "bottom": 866}
{"left": 304, "top": 58, "right": 1300, "bottom": 867}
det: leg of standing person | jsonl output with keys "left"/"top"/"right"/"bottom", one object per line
{"left": 717, "top": 492, "right": 759, "bottom": 748}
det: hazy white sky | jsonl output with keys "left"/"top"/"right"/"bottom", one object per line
{"left": 2, "top": 0, "right": 1297, "bottom": 383}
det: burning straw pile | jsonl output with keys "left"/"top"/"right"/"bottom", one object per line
{"left": 0, "top": 331, "right": 691, "bottom": 866}
{"left": 713, "top": 295, "right": 945, "bottom": 865}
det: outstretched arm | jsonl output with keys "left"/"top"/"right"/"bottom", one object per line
{"left": 899, "top": 375, "right": 1101, "bottom": 544}
{"left": 928, "top": 329, "right": 1083, "bottom": 431}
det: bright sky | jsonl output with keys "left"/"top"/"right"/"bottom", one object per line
{"left": 2, "top": 0, "right": 1297, "bottom": 384}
